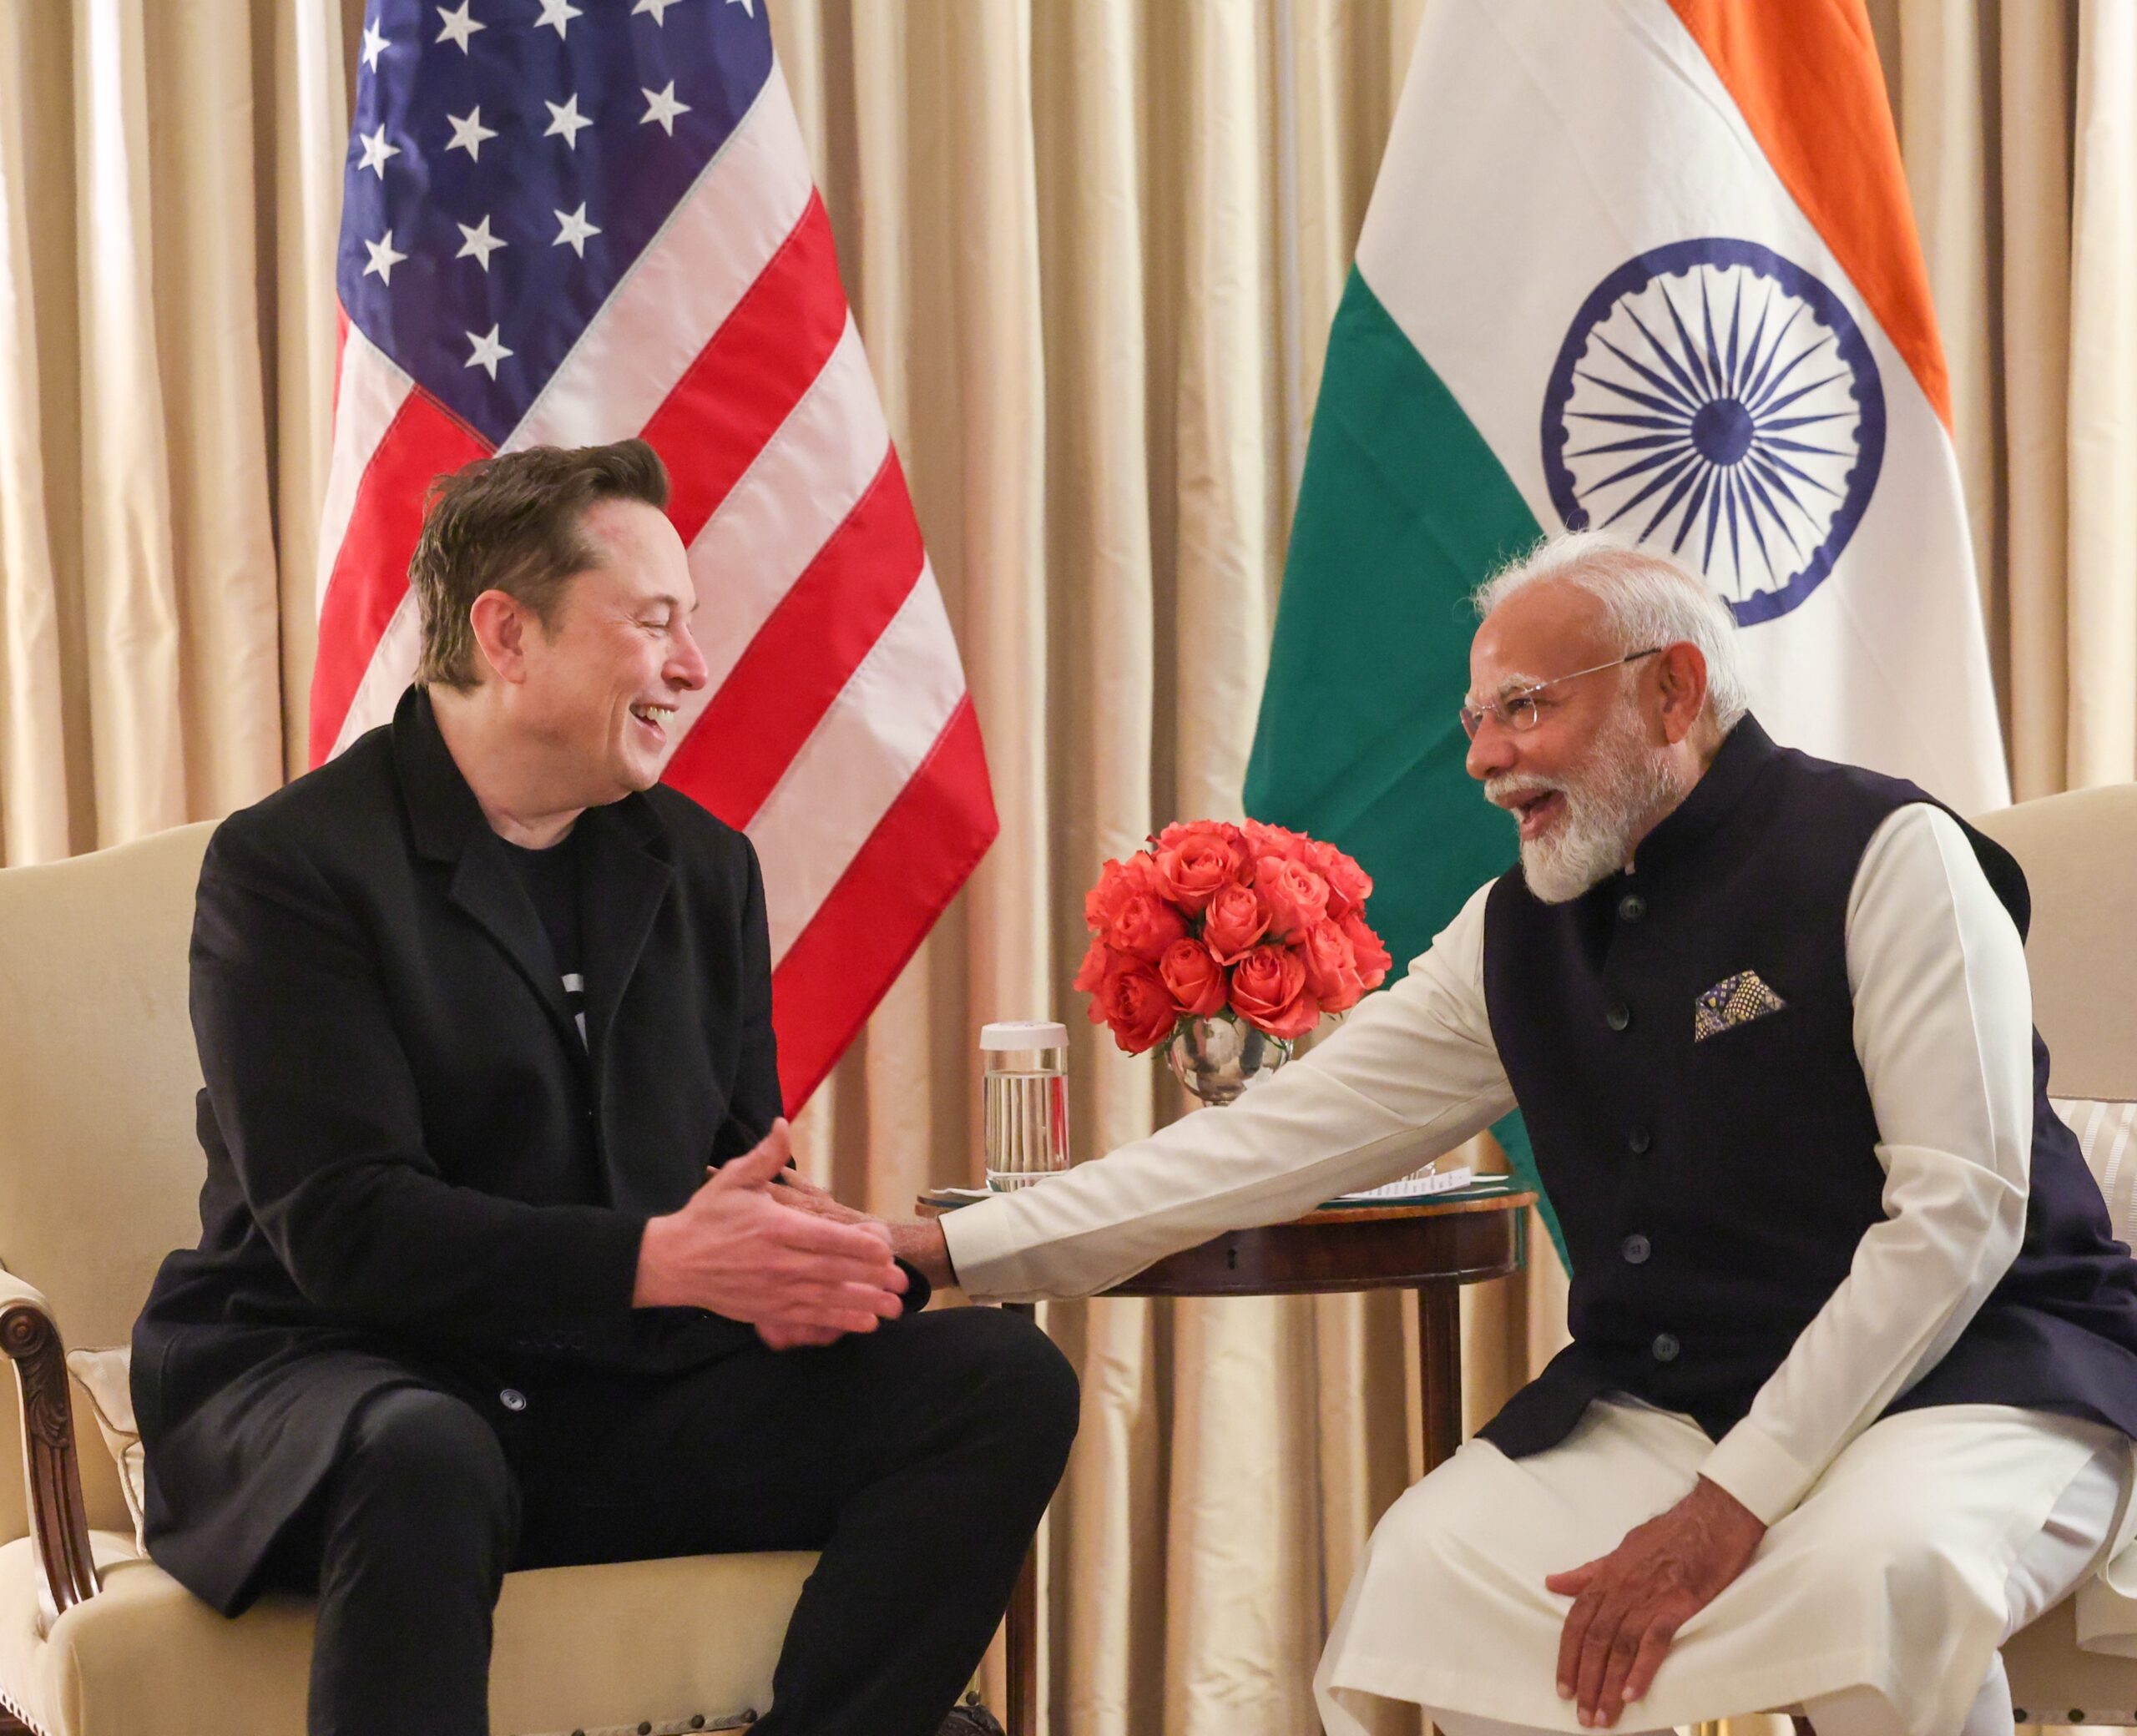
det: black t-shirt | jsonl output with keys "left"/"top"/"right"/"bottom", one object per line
{"left": 498, "top": 828, "right": 586, "bottom": 1047}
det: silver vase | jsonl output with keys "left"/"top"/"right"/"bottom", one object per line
{"left": 1164, "top": 1013, "right": 1291, "bottom": 1107}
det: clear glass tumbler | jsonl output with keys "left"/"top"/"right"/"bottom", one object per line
{"left": 980, "top": 1021, "right": 1071, "bottom": 1191}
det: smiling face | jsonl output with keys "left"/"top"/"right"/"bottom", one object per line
{"left": 511, "top": 497, "right": 708, "bottom": 805}
{"left": 1463, "top": 577, "right": 1687, "bottom": 901}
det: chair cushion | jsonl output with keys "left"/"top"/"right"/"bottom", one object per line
{"left": 2053, "top": 1096, "right": 2137, "bottom": 1247}
{"left": 0, "top": 1532, "right": 814, "bottom": 1736}
{"left": 61, "top": 1351, "right": 144, "bottom": 1554}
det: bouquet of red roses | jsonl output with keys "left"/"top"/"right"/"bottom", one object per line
{"left": 1074, "top": 819, "right": 1393, "bottom": 1055}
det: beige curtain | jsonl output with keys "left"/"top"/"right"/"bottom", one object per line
{"left": 0, "top": 0, "right": 358, "bottom": 865}
{"left": 3, "top": 2, "right": 2135, "bottom": 1732}
{"left": 1871, "top": 0, "right": 2137, "bottom": 795}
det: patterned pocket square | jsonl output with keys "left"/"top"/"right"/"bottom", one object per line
{"left": 1694, "top": 971, "right": 1786, "bottom": 1042}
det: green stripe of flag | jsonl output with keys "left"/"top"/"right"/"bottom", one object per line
{"left": 1246, "top": 268, "right": 1567, "bottom": 1267}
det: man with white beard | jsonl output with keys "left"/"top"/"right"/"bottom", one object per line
{"left": 873, "top": 532, "right": 2137, "bottom": 1736}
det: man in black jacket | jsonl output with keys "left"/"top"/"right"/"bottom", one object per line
{"left": 134, "top": 439, "right": 1077, "bottom": 1736}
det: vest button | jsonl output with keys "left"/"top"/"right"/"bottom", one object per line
{"left": 1650, "top": 1333, "right": 1680, "bottom": 1363}
{"left": 499, "top": 1388, "right": 528, "bottom": 1413}
{"left": 1627, "top": 1127, "right": 1652, "bottom": 1155}
{"left": 1604, "top": 1002, "right": 1631, "bottom": 1032}
{"left": 1618, "top": 893, "right": 1647, "bottom": 922}
{"left": 1621, "top": 1234, "right": 1652, "bottom": 1265}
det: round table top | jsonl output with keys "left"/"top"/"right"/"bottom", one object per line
{"left": 919, "top": 1185, "right": 1538, "bottom": 1298}
{"left": 916, "top": 1187, "right": 1536, "bottom": 1224}
{"left": 1277, "top": 1190, "right": 1538, "bottom": 1227}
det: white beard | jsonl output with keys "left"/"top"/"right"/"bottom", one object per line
{"left": 1488, "top": 708, "right": 1687, "bottom": 905}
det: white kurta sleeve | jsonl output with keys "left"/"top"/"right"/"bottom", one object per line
{"left": 1698, "top": 802, "right": 2037, "bottom": 1525}
{"left": 942, "top": 881, "right": 1516, "bottom": 1301}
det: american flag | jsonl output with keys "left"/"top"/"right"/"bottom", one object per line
{"left": 316, "top": 0, "right": 998, "bottom": 1109}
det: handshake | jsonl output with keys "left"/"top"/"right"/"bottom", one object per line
{"left": 631, "top": 1118, "right": 954, "bottom": 1350}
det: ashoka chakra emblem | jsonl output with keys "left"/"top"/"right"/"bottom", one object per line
{"left": 1539, "top": 237, "right": 1884, "bottom": 627}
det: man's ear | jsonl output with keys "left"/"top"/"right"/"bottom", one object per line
{"left": 1654, "top": 641, "right": 1709, "bottom": 745}
{"left": 467, "top": 589, "right": 533, "bottom": 686}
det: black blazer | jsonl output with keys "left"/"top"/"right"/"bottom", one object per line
{"left": 133, "top": 685, "right": 841, "bottom": 1613}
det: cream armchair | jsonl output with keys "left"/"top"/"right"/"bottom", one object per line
{"left": 1977, "top": 785, "right": 2137, "bottom": 1728}
{"left": 0, "top": 822, "right": 815, "bottom": 1736}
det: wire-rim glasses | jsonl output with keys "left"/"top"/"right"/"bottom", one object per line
{"left": 1459, "top": 647, "right": 1663, "bottom": 740}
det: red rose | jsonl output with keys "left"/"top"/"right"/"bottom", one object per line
{"left": 1323, "top": 848, "right": 1372, "bottom": 913}
{"left": 1299, "top": 917, "right": 1366, "bottom": 1012}
{"left": 1252, "top": 854, "right": 1331, "bottom": 942}
{"left": 1292, "top": 836, "right": 1372, "bottom": 919}
{"left": 1242, "top": 819, "right": 1306, "bottom": 864}
{"left": 1152, "top": 820, "right": 1250, "bottom": 914}
{"left": 1340, "top": 909, "right": 1392, "bottom": 992}
{"left": 1228, "top": 943, "right": 1320, "bottom": 1040}
{"left": 1084, "top": 851, "right": 1162, "bottom": 934}
{"left": 1073, "top": 932, "right": 1122, "bottom": 997}
{"left": 1157, "top": 936, "right": 1228, "bottom": 1017}
{"left": 1107, "top": 887, "right": 1190, "bottom": 963}
{"left": 1094, "top": 956, "right": 1180, "bottom": 1053}
{"left": 1201, "top": 882, "right": 1270, "bottom": 963}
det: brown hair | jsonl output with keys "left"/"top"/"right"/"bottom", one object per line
{"left": 407, "top": 438, "right": 672, "bottom": 691}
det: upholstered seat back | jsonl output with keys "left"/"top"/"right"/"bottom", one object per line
{"left": 1974, "top": 784, "right": 2137, "bottom": 1103}
{"left": 1976, "top": 785, "right": 2137, "bottom": 1251}
{"left": 0, "top": 822, "right": 215, "bottom": 1543}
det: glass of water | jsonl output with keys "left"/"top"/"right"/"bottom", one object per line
{"left": 981, "top": 1021, "right": 1070, "bottom": 1190}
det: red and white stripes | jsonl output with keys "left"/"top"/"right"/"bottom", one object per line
{"left": 311, "top": 63, "right": 996, "bottom": 1108}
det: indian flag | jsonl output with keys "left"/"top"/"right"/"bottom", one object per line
{"left": 1245, "top": 0, "right": 2008, "bottom": 1258}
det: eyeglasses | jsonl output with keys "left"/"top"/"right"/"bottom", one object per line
{"left": 1458, "top": 648, "right": 1662, "bottom": 740}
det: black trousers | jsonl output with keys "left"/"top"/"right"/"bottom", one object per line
{"left": 271, "top": 1305, "right": 1079, "bottom": 1736}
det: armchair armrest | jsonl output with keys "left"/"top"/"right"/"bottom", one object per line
{"left": 0, "top": 1269, "right": 100, "bottom": 1625}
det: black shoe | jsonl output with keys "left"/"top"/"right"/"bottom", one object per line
{"left": 939, "top": 1698, "right": 1006, "bottom": 1736}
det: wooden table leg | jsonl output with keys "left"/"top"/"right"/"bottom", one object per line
{"left": 1415, "top": 1282, "right": 1462, "bottom": 1474}
{"left": 1004, "top": 1303, "right": 1039, "bottom": 1736}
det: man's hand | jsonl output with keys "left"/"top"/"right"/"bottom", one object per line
{"left": 887, "top": 1219, "right": 954, "bottom": 1289}
{"left": 1547, "top": 1475, "right": 1765, "bottom": 1728}
{"left": 762, "top": 1169, "right": 958, "bottom": 1293}
{"left": 769, "top": 1165, "right": 871, "bottom": 1226}
{"left": 634, "top": 1118, "right": 907, "bottom": 1350}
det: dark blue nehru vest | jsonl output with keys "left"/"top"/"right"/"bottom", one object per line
{"left": 1476, "top": 715, "right": 2137, "bottom": 1460}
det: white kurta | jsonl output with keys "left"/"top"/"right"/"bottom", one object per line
{"left": 1318, "top": 1396, "right": 2124, "bottom": 1735}
{"left": 941, "top": 804, "right": 2137, "bottom": 1729}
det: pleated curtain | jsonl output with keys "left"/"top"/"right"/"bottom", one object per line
{"left": 1876, "top": 0, "right": 2137, "bottom": 799}
{"left": 3, "top": 3, "right": 2135, "bottom": 1734}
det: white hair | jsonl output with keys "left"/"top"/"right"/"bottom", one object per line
{"left": 1472, "top": 530, "right": 1751, "bottom": 732}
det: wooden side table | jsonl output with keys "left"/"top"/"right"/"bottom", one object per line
{"left": 923, "top": 1189, "right": 1535, "bottom": 1736}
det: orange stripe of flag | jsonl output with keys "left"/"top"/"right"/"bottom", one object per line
{"left": 1667, "top": 0, "right": 1953, "bottom": 431}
